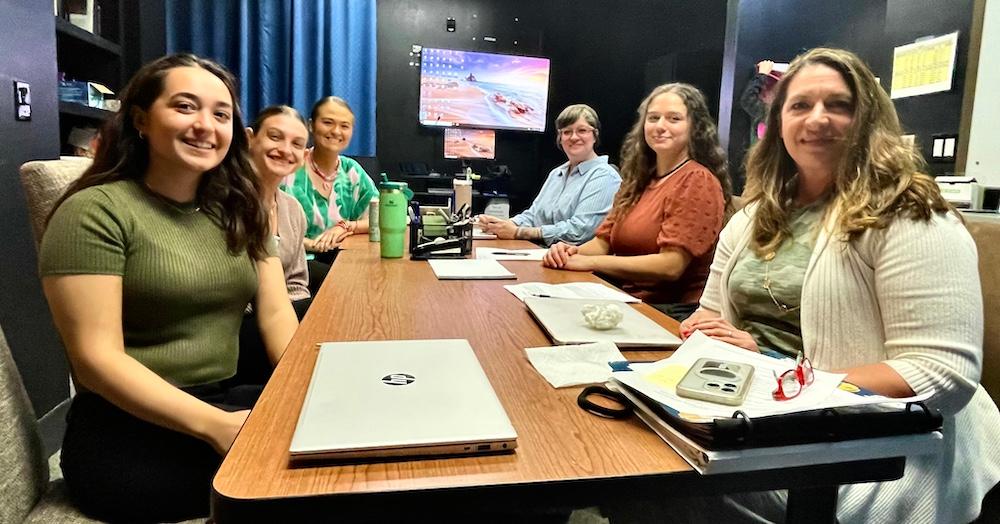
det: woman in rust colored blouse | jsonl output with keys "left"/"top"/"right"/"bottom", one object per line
{"left": 543, "top": 83, "right": 732, "bottom": 320}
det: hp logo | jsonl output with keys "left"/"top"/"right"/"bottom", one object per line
{"left": 382, "top": 373, "right": 415, "bottom": 386}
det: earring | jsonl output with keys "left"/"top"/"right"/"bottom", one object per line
{"left": 138, "top": 131, "right": 145, "bottom": 140}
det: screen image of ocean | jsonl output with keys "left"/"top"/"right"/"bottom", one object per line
{"left": 419, "top": 48, "right": 550, "bottom": 132}
{"left": 444, "top": 128, "right": 495, "bottom": 159}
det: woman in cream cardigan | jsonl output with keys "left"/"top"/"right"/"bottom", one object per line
{"left": 681, "top": 48, "right": 1000, "bottom": 523}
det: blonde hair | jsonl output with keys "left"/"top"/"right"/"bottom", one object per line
{"left": 742, "top": 48, "right": 953, "bottom": 256}
{"left": 611, "top": 83, "right": 731, "bottom": 220}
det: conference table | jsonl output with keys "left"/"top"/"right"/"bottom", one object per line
{"left": 211, "top": 235, "right": 908, "bottom": 523}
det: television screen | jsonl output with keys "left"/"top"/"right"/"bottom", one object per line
{"left": 419, "top": 48, "right": 550, "bottom": 132}
{"left": 444, "top": 128, "right": 496, "bottom": 160}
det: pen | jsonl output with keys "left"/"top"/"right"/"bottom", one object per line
{"left": 492, "top": 251, "right": 530, "bottom": 256}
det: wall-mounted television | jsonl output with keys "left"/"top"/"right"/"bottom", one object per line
{"left": 444, "top": 128, "right": 496, "bottom": 160}
{"left": 419, "top": 47, "right": 550, "bottom": 132}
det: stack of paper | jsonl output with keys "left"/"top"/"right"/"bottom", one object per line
{"left": 475, "top": 247, "right": 547, "bottom": 261}
{"left": 427, "top": 259, "right": 516, "bottom": 280}
{"left": 504, "top": 282, "right": 639, "bottom": 303}
{"left": 608, "top": 381, "right": 942, "bottom": 475}
{"left": 608, "top": 331, "right": 940, "bottom": 474}
{"left": 472, "top": 227, "right": 497, "bottom": 240}
{"left": 613, "top": 331, "right": 934, "bottom": 421}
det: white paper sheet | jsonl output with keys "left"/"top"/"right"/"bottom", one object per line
{"left": 427, "top": 259, "right": 516, "bottom": 280}
{"left": 504, "top": 282, "right": 639, "bottom": 303}
{"left": 475, "top": 247, "right": 547, "bottom": 261}
{"left": 472, "top": 227, "right": 497, "bottom": 240}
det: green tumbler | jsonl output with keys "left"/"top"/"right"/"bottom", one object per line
{"left": 378, "top": 177, "right": 411, "bottom": 258}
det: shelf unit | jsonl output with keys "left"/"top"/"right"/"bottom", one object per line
{"left": 400, "top": 174, "right": 510, "bottom": 213}
{"left": 55, "top": 0, "right": 125, "bottom": 154}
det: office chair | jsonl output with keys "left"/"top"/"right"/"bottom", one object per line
{"left": 0, "top": 322, "right": 100, "bottom": 523}
{"left": 18, "top": 156, "right": 92, "bottom": 247}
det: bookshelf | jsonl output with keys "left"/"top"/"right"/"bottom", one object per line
{"left": 55, "top": 0, "right": 124, "bottom": 154}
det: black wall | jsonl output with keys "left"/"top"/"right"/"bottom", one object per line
{"left": 725, "top": 0, "right": 974, "bottom": 188}
{"left": 376, "top": 0, "right": 547, "bottom": 211}
{"left": 376, "top": 0, "right": 728, "bottom": 211}
{"left": 883, "top": 0, "right": 974, "bottom": 176}
{"left": 0, "top": 1, "right": 67, "bottom": 416}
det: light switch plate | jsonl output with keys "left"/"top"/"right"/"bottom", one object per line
{"left": 14, "top": 80, "right": 31, "bottom": 121}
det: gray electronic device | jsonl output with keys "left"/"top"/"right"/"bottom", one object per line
{"left": 675, "top": 358, "right": 755, "bottom": 406}
{"left": 524, "top": 296, "right": 682, "bottom": 348}
{"left": 289, "top": 339, "right": 518, "bottom": 463}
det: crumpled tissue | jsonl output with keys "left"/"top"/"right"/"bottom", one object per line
{"left": 581, "top": 303, "right": 624, "bottom": 330}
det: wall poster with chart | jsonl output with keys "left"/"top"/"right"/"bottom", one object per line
{"left": 891, "top": 31, "right": 959, "bottom": 99}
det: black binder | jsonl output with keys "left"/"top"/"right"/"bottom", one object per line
{"left": 613, "top": 378, "right": 943, "bottom": 450}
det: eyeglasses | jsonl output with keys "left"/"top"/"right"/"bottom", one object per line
{"left": 559, "top": 127, "right": 594, "bottom": 138}
{"left": 762, "top": 256, "right": 800, "bottom": 314}
{"left": 772, "top": 353, "right": 814, "bottom": 401}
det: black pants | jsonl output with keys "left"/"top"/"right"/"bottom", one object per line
{"left": 60, "top": 383, "right": 262, "bottom": 523}
{"left": 652, "top": 302, "right": 699, "bottom": 322}
{"left": 307, "top": 248, "right": 340, "bottom": 295}
{"left": 227, "top": 297, "right": 312, "bottom": 387}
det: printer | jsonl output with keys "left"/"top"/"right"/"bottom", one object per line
{"left": 936, "top": 176, "right": 984, "bottom": 209}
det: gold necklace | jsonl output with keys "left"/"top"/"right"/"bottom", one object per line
{"left": 268, "top": 195, "right": 279, "bottom": 235}
{"left": 761, "top": 252, "right": 800, "bottom": 314}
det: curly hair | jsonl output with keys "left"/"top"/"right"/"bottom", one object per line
{"left": 49, "top": 53, "right": 270, "bottom": 260}
{"left": 611, "top": 83, "right": 732, "bottom": 220}
{"left": 742, "top": 47, "right": 953, "bottom": 256}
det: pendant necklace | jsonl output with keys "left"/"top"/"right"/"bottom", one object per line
{"left": 309, "top": 154, "right": 339, "bottom": 193}
{"left": 143, "top": 182, "right": 201, "bottom": 215}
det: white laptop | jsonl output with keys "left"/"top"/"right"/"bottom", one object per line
{"left": 289, "top": 339, "right": 518, "bottom": 463}
{"left": 524, "top": 296, "right": 682, "bottom": 348}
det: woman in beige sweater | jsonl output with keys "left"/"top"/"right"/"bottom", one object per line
{"left": 682, "top": 48, "right": 1000, "bottom": 523}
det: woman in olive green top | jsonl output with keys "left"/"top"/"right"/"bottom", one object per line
{"left": 38, "top": 54, "right": 297, "bottom": 522}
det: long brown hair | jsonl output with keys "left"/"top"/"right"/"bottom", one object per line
{"left": 611, "top": 83, "right": 731, "bottom": 220}
{"left": 743, "top": 47, "right": 952, "bottom": 256}
{"left": 49, "top": 53, "right": 270, "bottom": 260}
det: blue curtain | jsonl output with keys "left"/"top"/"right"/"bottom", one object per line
{"left": 165, "top": 0, "right": 376, "bottom": 156}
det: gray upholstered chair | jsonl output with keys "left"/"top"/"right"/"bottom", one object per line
{"left": 18, "top": 157, "right": 92, "bottom": 402}
{"left": 18, "top": 156, "right": 92, "bottom": 247}
{"left": 0, "top": 323, "right": 101, "bottom": 523}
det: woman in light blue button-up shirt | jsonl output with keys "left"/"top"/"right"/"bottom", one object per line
{"left": 478, "top": 104, "right": 621, "bottom": 245}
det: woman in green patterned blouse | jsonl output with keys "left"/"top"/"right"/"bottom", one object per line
{"left": 281, "top": 96, "right": 377, "bottom": 267}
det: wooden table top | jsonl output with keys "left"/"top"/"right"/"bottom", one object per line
{"left": 213, "top": 236, "right": 688, "bottom": 503}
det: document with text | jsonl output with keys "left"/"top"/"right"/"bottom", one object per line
{"left": 504, "top": 282, "right": 639, "bottom": 303}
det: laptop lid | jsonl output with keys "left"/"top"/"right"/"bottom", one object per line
{"left": 524, "top": 296, "right": 682, "bottom": 348}
{"left": 289, "top": 339, "right": 517, "bottom": 462}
